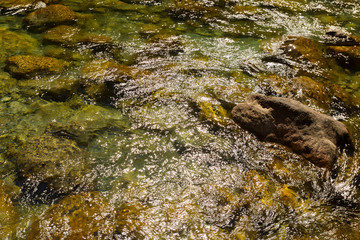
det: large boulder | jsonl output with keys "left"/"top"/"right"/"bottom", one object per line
{"left": 27, "top": 192, "right": 115, "bottom": 240}
{"left": 231, "top": 94, "right": 354, "bottom": 169}
{"left": 14, "top": 134, "right": 94, "bottom": 199}
{"left": 6, "top": 55, "right": 67, "bottom": 78}
{"left": 23, "top": 4, "right": 77, "bottom": 31}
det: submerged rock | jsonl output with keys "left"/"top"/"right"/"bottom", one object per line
{"left": 231, "top": 94, "right": 354, "bottom": 169}
{"left": 14, "top": 134, "right": 94, "bottom": 198}
{"left": 326, "top": 46, "right": 360, "bottom": 71}
{"left": 27, "top": 192, "right": 115, "bottom": 240}
{"left": 0, "top": 28, "right": 39, "bottom": 63}
{"left": 43, "top": 25, "right": 113, "bottom": 48}
{"left": 0, "top": 180, "right": 18, "bottom": 238}
{"left": 23, "top": 4, "right": 77, "bottom": 31}
{"left": 6, "top": 55, "right": 67, "bottom": 78}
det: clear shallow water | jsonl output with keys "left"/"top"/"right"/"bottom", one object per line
{"left": 1, "top": 0, "right": 360, "bottom": 239}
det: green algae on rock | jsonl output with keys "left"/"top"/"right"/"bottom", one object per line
{"left": 27, "top": 192, "right": 115, "bottom": 240}
{"left": 14, "top": 134, "right": 94, "bottom": 198}
{"left": 23, "top": 4, "right": 77, "bottom": 31}
{"left": 0, "top": 28, "right": 39, "bottom": 63}
{"left": 43, "top": 25, "right": 113, "bottom": 47}
{"left": 6, "top": 55, "right": 68, "bottom": 78}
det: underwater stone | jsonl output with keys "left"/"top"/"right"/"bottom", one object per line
{"left": 6, "top": 55, "right": 67, "bottom": 78}
{"left": 23, "top": 4, "right": 77, "bottom": 31}
{"left": 43, "top": 25, "right": 113, "bottom": 47}
{"left": 27, "top": 192, "right": 115, "bottom": 240}
{"left": 0, "top": 29, "right": 39, "bottom": 62}
{"left": 0, "top": 180, "right": 18, "bottom": 238}
{"left": 15, "top": 134, "right": 94, "bottom": 198}
{"left": 326, "top": 46, "right": 360, "bottom": 71}
{"left": 232, "top": 94, "right": 354, "bottom": 169}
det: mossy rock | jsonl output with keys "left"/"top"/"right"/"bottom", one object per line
{"left": 0, "top": 28, "right": 39, "bottom": 63}
{"left": 23, "top": 4, "right": 77, "bottom": 32}
{"left": 6, "top": 55, "right": 68, "bottom": 78}
{"left": 18, "top": 77, "right": 80, "bottom": 101}
{"left": 14, "top": 134, "right": 94, "bottom": 197}
{"left": 43, "top": 25, "right": 113, "bottom": 47}
{"left": 257, "top": 74, "right": 357, "bottom": 113}
{"left": 46, "top": 104, "right": 130, "bottom": 145}
{"left": 0, "top": 180, "right": 18, "bottom": 238}
{"left": 0, "top": 72, "right": 17, "bottom": 97}
{"left": 27, "top": 192, "right": 115, "bottom": 240}
{"left": 195, "top": 94, "right": 231, "bottom": 126}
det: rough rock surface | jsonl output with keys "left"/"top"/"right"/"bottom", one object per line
{"left": 231, "top": 94, "right": 354, "bottom": 169}
{"left": 27, "top": 192, "right": 115, "bottom": 240}
{"left": 15, "top": 134, "right": 94, "bottom": 198}
{"left": 6, "top": 55, "right": 67, "bottom": 78}
{"left": 23, "top": 4, "right": 77, "bottom": 31}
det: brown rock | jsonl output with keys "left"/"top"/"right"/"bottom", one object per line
{"left": 23, "top": 4, "right": 77, "bottom": 31}
{"left": 231, "top": 94, "right": 354, "bottom": 169}
{"left": 326, "top": 46, "right": 360, "bottom": 71}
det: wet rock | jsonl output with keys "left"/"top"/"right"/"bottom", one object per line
{"left": 27, "top": 192, "right": 115, "bottom": 240}
{"left": 14, "top": 134, "right": 94, "bottom": 199}
{"left": 195, "top": 94, "right": 231, "bottom": 126}
{"left": 6, "top": 55, "right": 68, "bottom": 78}
{"left": 326, "top": 46, "right": 360, "bottom": 71}
{"left": 46, "top": 104, "right": 130, "bottom": 145}
{"left": 113, "top": 203, "right": 146, "bottom": 239}
{"left": 18, "top": 77, "right": 80, "bottom": 101}
{"left": 23, "top": 4, "right": 77, "bottom": 31}
{"left": 256, "top": 74, "right": 358, "bottom": 114}
{"left": 0, "top": 0, "right": 60, "bottom": 12}
{"left": 81, "top": 59, "right": 146, "bottom": 101}
{"left": 231, "top": 94, "right": 354, "bottom": 169}
{"left": 0, "top": 28, "right": 39, "bottom": 63}
{"left": 43, "top": 25, "right": 113, "bottom": 48}
{"left": 0, "top": 180, "right": 18, "bottom": 238}
{"left": 280, "top": 36, "right": 327, "bottom": 67}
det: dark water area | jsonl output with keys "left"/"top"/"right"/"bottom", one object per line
{"left": 1, "top": 0, "right": 360, "bottom": 239}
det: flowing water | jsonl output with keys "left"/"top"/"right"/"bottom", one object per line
{"left": 1, "top": 0, "right": 360, "bottom": 239}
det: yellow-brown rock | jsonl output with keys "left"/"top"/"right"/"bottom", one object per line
{"left": 0, "top": 180, "right": 18, "bottom": 238}
{"left": 0, "top": 28, "right": 39, "bottom": 62}
{"left": 23, "top": 4, "right": 77, "bottom": 31}
{"left": 43, "top": 25, "right": 113, "bottom": 47}
{"left": 27, "top": 192, "right": 115, "bottom": 240}
{"left": 327, "top": 46, "right": 360, "bottom": 71}
{"left": 6, "top": 55, "right": 67, "bottom": 78}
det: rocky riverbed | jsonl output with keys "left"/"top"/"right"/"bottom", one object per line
{"left": 1, "top": 0, "right": 360, "bottom": 239}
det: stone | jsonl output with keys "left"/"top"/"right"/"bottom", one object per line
{"left": 43, "top": 25, "right": 113, "bottom": 47}
{"left": 14, "top": 134, "right": 94, "bottom": 198}
{"left": 326, "top": 46, "right": 360, "bottom": 71}
{"left": 0, "top": 28, "right": 39, "bottom": 63}
{"left": 23, "top": 4, "right": 77, "bottom": 31}
{"left": 6, "top": 55, "right": 67, "bottom": 78}
{"left": 231, "top": 94, "right": 354, "bottom": 169}
{"left": 81, "top": 59, "right": 146, "bottom": 101}
{"left": 0, "top": 180, "right": 18, "bottom": 238}
{"left": 27, "top": 192, "right": 115, "bottom": 240}
{"left": 0, "top": 0, "right": 60, "bottom": 12}
{"left": 18, "top": 77, "right": 80, "bottom": 101}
